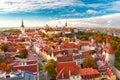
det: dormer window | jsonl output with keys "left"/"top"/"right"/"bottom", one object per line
{"left": 62, "top": 73, "right": 64, "bottom": 79}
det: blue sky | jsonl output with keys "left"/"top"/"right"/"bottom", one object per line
{"left": 0, "top": 0, "right": 120, "bottom": 28}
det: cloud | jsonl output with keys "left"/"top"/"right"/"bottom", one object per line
{"left": 47, "top": 13, "right": 120, "bottom": 28}
{"left": 61, "top": 12, "right": 84, "bottom": 17}
{"left": 106, "top": 1, "right": 120, "bottom": 12}
{"left": 86, "top": 9, "right": 97, "bottom": 14}
{"left": 0, "top": 0, "right": 76, "bottom": 13}
{"left": 0, "top": 0, "right": 119, "bottom": 14}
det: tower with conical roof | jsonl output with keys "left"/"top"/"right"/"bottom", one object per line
{"left": 65, "top": 21, "right": 67, "bottom": 27}
{"left": 21, "top": 19, "right": 25, "bottom": 34}
{"left": 90, "top": 36, "right": 97, "bottom": 50}
{"left": 21, "top": 19, "right": 24, "bottom": 28}
{"left": 105, "top": 45, "right": 115, "bottom": 65}
{"left": 105, "top": 37, "right": 115, "bottom": 65}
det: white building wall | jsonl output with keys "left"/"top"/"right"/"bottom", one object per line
{"left": 81, "top": 46, "right": 90, "bottom": 51}
{"left": 70, "top": 75, "right": 81, "bottom": 80}
{"left": 106, "top": 53, "right": 115, "bottom": 65}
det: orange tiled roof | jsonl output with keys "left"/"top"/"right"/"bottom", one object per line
{"left": 53, "top": 50, "right": 68, "bottom": 56}
{"left": 106, "top": 68, "right": 114, "bottom": 77}
{"left": 56, "top": 62, "right": 80, "bottom": 79}
{"left": 57, "top": 54, "right": 73, "bottom": 62}
{"left": 26, "top": 60, "right": 37, "bottom": 65}
{"left": 13, "top": 64, "right": 37, "bottom": 73}
{"left": 106, "top": 37, "right": 111, "bottom": 43}
{"left": 107, "top": 46, "right": 114, "bottom": 54}
{"left": 60, "top": 43, "right": 79, "bottom": 48}
{"left": 80, "top": 68, "right": 100, "bottom": 79}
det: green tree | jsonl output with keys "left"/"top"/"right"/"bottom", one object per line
{"left": 19, "top": 49, "right": 28, "bottom": 58}
{"left": 48, "top": 36, "right": 53, "bottom": 41}
{"left": 43, "top": 59, "right": 57, "bottom": 79}
{"left": 0, "top": 44, "right": 9, "bottom": 52}
{"left": 39, "top": 31, "right": 46, "bottom": 37}
{"left": 83, "top": 56, "right": 97, "bottom": 68}
{"left": 38, "top": 62, "right": 43, "bottom": 72}
{"left": 0, "top": 58, "right": 5, "bottom": 64}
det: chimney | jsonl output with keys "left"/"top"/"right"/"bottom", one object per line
{"left": 62, "top": 72, "right": 64, "bottom": 79}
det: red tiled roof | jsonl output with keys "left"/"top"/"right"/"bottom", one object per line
{"left": 81, "top": 50, "right": 90, "bottom": 56}
{"left": 80, "top": 68, "right": 100, "bottom": 79}
{"left": 14, "top": 39, "right": 21, "bottom": 42}
{"left": 13, "top": 64, "right": 37, "bottom": 73}
{"left": 8, "top": 47, "right": 17, "bottom": 52}
{"left": 8, "top": 61, "right": 20, "bottom": 66}
{"left": 73, "top": 50, "right": 79, "bottom": 53}
{"left": 26, "top": 60, "right": 37, "bottom": 65}
{"left": 60, "top": 43, "right": 79, "bottom": 49}
{"left": 107, "top": 46, "right": 114, "bottom": 54}
{"left": 73, "top": 54, "right": 83, "bottom": 59}
{"left": 106, "top": 37, "right": 111, "bottom": 43}
{"left": 79, "top": 40, "right": 90, "bottom": 45}
{"left": 27, "top": 54, "right": 37, "bottom": 61}
{"left": 106, "top": 68, "right": 114, "bottom": 77}
{"left": 56, "top": 62, "right": 80, "bottom": 79}
{"left": 57, "top": 54, "right": 73, "bottom": 62}
{"left": 53, "top": 50, "right": 68, "bottom": 56}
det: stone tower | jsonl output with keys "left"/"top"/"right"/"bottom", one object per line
{"left": 21, "top": 19, "right": 25, "bottom": 34}
{"left": 105, "top": 45, "right": 115, "bottom": 65}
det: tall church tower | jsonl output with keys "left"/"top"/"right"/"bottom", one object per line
{"left": 65, "top": 21, "right": 67, "bottom": 27}
{"left": 21, "top": 19, "right": 25, "bottom": 34}
{"left": 90, "top": 36, "right": 97, "bottom": 50}
{"left": 105, "top": 45, "right": 115, "bottom": 65}
{"left": 105, "top": 37, "right": 115, "bottom": 65}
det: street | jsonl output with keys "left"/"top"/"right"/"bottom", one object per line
{"left": 30, "top": 43, "right": 48, "bottom": 80}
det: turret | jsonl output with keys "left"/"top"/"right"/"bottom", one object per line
{"left": 90, "top": 36, "right": 97, "bottom": 50}
{"left": 21, "top": 19, "right": 24, "bottom": 28}
{"left": 105, "top": 45, "right": 115, "bottom": 65}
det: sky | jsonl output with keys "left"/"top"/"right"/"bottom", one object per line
{"left": 0, "top": 0, "right": 120, "bottom": 28}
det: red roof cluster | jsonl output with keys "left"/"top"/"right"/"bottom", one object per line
{"left": 60, "top": 43, "right": 79, "bottom": 49}
{"left": 79, "top": 40, "right": 90, "bottom": 45}
{"left": 26, "top": 60, "right": 37, "bottom": 65}
{"left": 13, "top": 64, "right": 37, "bottom": 73}
{"left": 53, "top": 50, "right": 68, "bottom": 56}
{"left": 56, "top": 62, "right": 80, "bottom": 79}
{"left": 57, "top": 54, "right": 73, "bottom": 62}
{"left": 80, "top": 68, "right": 100, "bottom": 79}
{"left": 106, "top": 37, "right": 111, "bottom": 43}
{"left": 106, "top": 68, "right": 114, "bottom": 77}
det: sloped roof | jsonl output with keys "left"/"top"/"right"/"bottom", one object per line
{"left": 80, "top": 68, "right": 100, "bottom": 79}
{"left": 13, "top": 64, "right": 37, "bottom": 73}
{"left": 56, "top": 62, "right": 80, "bottom": 79}
{"left": 57, "top": 54, "right": 73, "bottom": 62}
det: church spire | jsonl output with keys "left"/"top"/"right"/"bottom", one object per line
{"left": 65, "top": 21, "right": 67, "bottom": 27}
{"left": 21, "top": 19, "right": 24, "bottom": 28}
